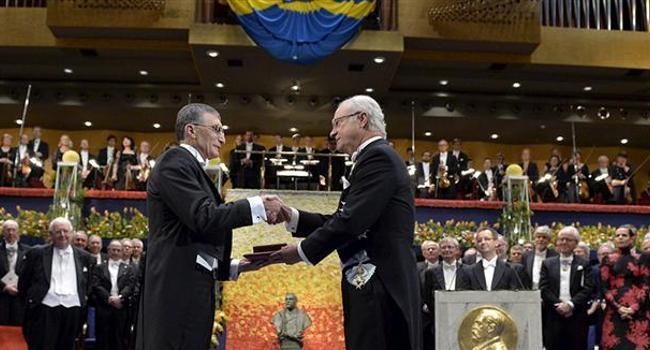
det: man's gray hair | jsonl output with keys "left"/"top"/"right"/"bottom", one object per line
{"left": 534, "top": 225, "right": 552, "bottom": 239}
{"left": 2, "top": 219, "right": 18, "bottom": 230}
{"left": 108, "top": 239, "right": 122, "bottom": 248}
{"left": 439, "top": 237, "right": 460, "bottom": 248}
{"left": 558, "top": 226, "right": 581, "bottom": 242}
{"left": 49, "top": 217, "right": 73, "bottom": 233}
{"left": 339, "top": 95, "right": 386, "bottom": 137}
{"left": 175, "top": 103, "right": 219, "bottom": 141}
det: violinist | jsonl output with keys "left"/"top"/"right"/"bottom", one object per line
{"left": 589, "top": 155, "right": 613, "bottom": 204}
{"left": 431, "top": 138, "right": 458, "bottom": 199}
{"left": 14, "top": 134, "right": 43, "bottom": 188}
{"left": 611, "top": 152, "right": 634, "bottom": 204}
{"left": 0, "top": 134, "right": 15, "bottom": 186}
{"left": 135, "top": 140, "right": 154, "bottom": 191}
{"left": 78, "top": 139, "right": 97, "bottom": 189}
{"left": 537, "top": 155, "right": 562, "bottom": 202}
{"left": 567, "top": 151, "right": 590, "bottom": 203}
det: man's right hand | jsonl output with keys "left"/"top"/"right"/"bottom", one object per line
{"left": 3, "top": 284, "right": 18, "bottom": 296}
{"left": 261, "top": 195, "right": 291, "bottom": 224}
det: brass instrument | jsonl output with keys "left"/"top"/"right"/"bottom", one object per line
{"left": 438, "top": 166, "right": 451, "bottom": 189}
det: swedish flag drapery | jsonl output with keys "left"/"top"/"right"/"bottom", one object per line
{"left": 227, "top": 0, "right": 377, "bottom": 64}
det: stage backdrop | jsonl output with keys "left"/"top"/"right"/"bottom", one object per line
{"left": 223, "top": 190, "right": 345, "bottom": 350}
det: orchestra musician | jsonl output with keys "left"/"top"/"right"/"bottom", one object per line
{"left": 451, "top": 138, "right": 470, "bottom": 199}
{"left": 51, "top": 134, "right": 73, "bottom": 171}
{"left": 477, "top": 158, "right": 498, "bottom": 201}
{"left": 0, "top": 134, "right": 15, "bottom": 187}
{"left": 78, "top": 139, "right": 98, "bottom": 189}
{"left": 14, "top": 134, "right": 44, "bottom": 188}
{"left": 415, "top": 151, "right": 433, "bottom": 199}
{"left": 537, "top": 155, "right": 562, "bottom": 202}
{"left": 568, "top": 151, "right": 590, "bottom": 203}
{"left": 610, "top": 152, "right": 634, "bottom": 204}
{"left": 135, "top": 141, "right": 154, "bottom": 191}
{"left": 494, "top": 152, "right": 508, "bottom": 200}
{"left": 98, "top": 135, "right": 118, "bottom": 189}
{"left": 431, "top": 139, "right": 458, "bottom": 199}
{"left": 589, "top": 155, "right": 613, "bottom": 204}
{"left": 27, "top": 126, "right": 49, "bottom": 161}
{"left": 111, "top": 136, "right": 138, "bottom": 191}
{"left": 520, "top": 148, "right": 540, "bottom": 201}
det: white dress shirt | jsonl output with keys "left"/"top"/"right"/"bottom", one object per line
{"left": 180, "top": 143, "right": 267, "bottom": 279}
{"left": 93, "top": 253, "right": 103, "bottom": 265}
{"left": 275, "top": 144, "right": 283, "bottom": 157}
{"left": 439, "top": 152, "right": 448, "bottom": 169}
{"left": 139, "top": 153, "right": 149, "bottom": 166}
{"left": 559, "top": 255, "right": 573, "bottom": 304}
{"left": 532, "top": 249, "right": 548, "bottom": 289}
{"left": 80, "top": 150, "right": 89, "bottom": 170}
{"left": 482, "top": 256, "right": 498, "bottom": 291}
{"left": 32, "top": 139, "right": 40, "bottom": 153}
{"left": 5, "top": 242, "right": 18, "bottom": 274}
{"left": 106, "top": 146, "right": 115, "bottom": 165}
{"left": 42, "top": 245, "right": 80, "bottom": 308}
{"left": 18, "top": 145, "right": 27, "bottom": 160}
{"left": 306, "top": 147, "right": 314, "bottom": 160}
{"left": 289, "top": 136, "right": 384, "bottom": 264}
{"left": 422, "top": 162, "right": 431, "bottom": 186}
{"left": 245, "top": 142, "right": 253, "bottom": 160}
{"left": 442, "top": 260, "right": 458, "bottom": 291}
{"left": 108, "top": 259, "right": 121, "bottom": 297}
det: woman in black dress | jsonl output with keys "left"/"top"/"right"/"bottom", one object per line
{"left": 600, "top": 225, "right": 649, "bottom": 349}
{"left": 0, "top": 133, "right": 16, "bottom": 186}
{"left": 111, "top": 136, "right": 138, "bottom": 190}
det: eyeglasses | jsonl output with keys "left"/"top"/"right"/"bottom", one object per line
{"left": 331, "top": 111, "right": 363, "bottom": 129}
{"left": 193, "top": 123, "right": 225, "bottom": 135}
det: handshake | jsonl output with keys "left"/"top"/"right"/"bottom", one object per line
{"left": 260, "top": 194, "right": 292, "bottom": 225}
{"left": 238, "top": 194, "right": 304, "bottom": 274}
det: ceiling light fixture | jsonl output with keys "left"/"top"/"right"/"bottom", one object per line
{"left": 139, "top": 70, "right": 149, "bottom": 76}
{"left": 215, "top": 82, "right": 225, "bottom": 88}
{"left": 424, "top": 131, "right": 432, "bottom": 137}
{"left": 84, "top": 121, "right": 92, "bottom": 127}
{"left": 373, "top": 56, "right": 385, "bottom": 64}
{"left": 512, "top": 82, "right": 521, "bottom": 88}
{"left": 289, "top": 127, "right": 298, "bottom": 132}
{"left": 206, "top": 50, "right": 220, "bottom": 58}
{"left": 290, "top": 82, "right": 300, "bottom": 92}
{"left": 365, "top": 88, "right": 374, "bottom": 93}
{"left": 439, "top": 80, "right": 449, "bottom": 86}
{"left": 556, "top": 136, "right": 564, "bottom": 142}
{"left": 620, "top": 138, "right": 629, "bottom": 145}
{"left": 490, "top": 133, "right": 499, "bottom": 140}
{"left": 583, "top": 86, "right": 592, "bottom": 92}
{"left": 222, "top": 125, "right": 229, "bottom": 130}
{"left": 15, "top": 119, "right": 23, "bottom": 125}
{"left": 64, "top": 68, "right": 73, "bottom": 74}
{"left": 153, "top": 123, "right": 161, "bottom": 129}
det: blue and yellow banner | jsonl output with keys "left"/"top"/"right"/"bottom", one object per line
{"left": 227, "top": 0, "right": 377, "bottom": 64}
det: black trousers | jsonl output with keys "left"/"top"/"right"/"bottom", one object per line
{"left": 341, "top": 275, "right": 411, "bottom": 350}
{"left": 0, "top": 292, "right": 24, "bottom": 325}
{"left": 23, "top": 304, "right": 81, "bottom": 350}
{"left": 543, "top": 308, "right": 588, "bottom": 350}
{"left": 96, "top": 305, "right": 128, "bottom": 350}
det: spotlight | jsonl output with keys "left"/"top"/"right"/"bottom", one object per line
{"left": 215, "top": 82, "right": 225, "bottom": 88}
{"left": 597, "top": 107, "right": 610, "bottom": 120}
{"left": 153, "top": 123, "right": 161, "bottom": 129}
{"left": 289, "top": 127, "right": 298, "bottom": 132}
{"left": 424, "top": 131, "right": 432, "bottom": 137}
{"left": 290, "top": 81, "right": 300, "bottom": 92}
{"left": 512, "top": 82, "right": 521, "bottom": 88}
{"left": 84, "top": 121, "right": 93, "bottom": 127}
{"left": 439, "top": 80, "right": 449, "bottom": 86}
{"left": 365, "top": 88, "right": 374, "bottom": 93}
{"left": 620, "top": 138, "right": 629, "bottom": 144}
{"left": 490, "top": 133, "right": 499, "bottom": 140}
{"left": 373, "top": 56, "right": 386, "bottom": 64}
{"left": 206, "top": 50, "right": 220, "bottom": 58}
{"left": 64, "top": 68, "right": 73, "bottom": 74}
{"left": 15, "top": 119, "right": 23, "bottom": 125}
{"left": 222, "top": 125, "right": 229, "bottom": 131}
{"left": 556, "top": 136, "right": 564, "bottom": 142}
{"left": 139, "top": 70, "right": 148, "bottom": 76}
{"left": 583, "top": 86, "right": 592, "bottom": 92}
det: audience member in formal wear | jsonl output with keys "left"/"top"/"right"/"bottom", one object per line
{"left": 462, "top": 247, "right": 481, "bottom": 265}
{"left": 417, "top": 240, "right": 440, "bottom": 274}
{"left": 18, "top": 217, "right": 94, "bottom": 350}
{"left": 28, "top": 126, "right": 49, "bottom": 161}
{"left": 587, "top": 242, "right": 615, "bottom": 348}
{"left": 0, "top": 133, "right": 16, "bottom": 187}
{"left": 130, "top": 239, "right": 144, "bottom": 269}
{"left": 0, "top": 220, "right": 28, "bottom": 326}
{"left": 508, "top": 245, "right": 524, "bottom": 264}
{"left": 88, "top": 235, "right": 107, "bottom": 266}
{"left": 539, "top": 226, "right": 594, "bottom": 350}
{"left": 51, "top": 134, "right": 73, "bottom": 171}
{"left": 642, "top": 238, "right": 650, "bottom": 253}
{"left": 73, "top": 230, "right": 88, "bottom": 250}
{"left": 451, "top": 139, "right": 469, "bottom": 199}
{"left": 573, "top": 241, "right": 590, "bottom": 260}
{"left": 431, "top": 139, "right": 458, "bottom": 199}
{"left": 405, "top": 147, "right": 416, "bottom": 167}
{"left": 466, "top": 228, "right": 520, "bottom": 291}
{"left": 318, "top": 136, "right": 346, "bottom": 191}
{"left": 600, "top": 225, "right": 649, "bottom": 350}
{"left": 93, "top": 240, "right": 136, "bottom": 350}
{"left": 522, "top": 241, "right": 534, "bottom": 253}
{"left": 495, "top": 235, "right": 509, "bottom": 262}
{"left": 610, "top": 153, "right": 634, "bottom": 205}
{"left": 228, "top": 134, "right": 243, "bottom": 188}
{"left": 121, "top": 238, "right": 134, "bottom": 264}
{"left": 112, "top": 136, "right": 139, "bottom": 191}
{"left": 422, "top": 238, "right": 468, "bottom": 350}
{"left": 234, "top": 130, "right": 265, "bottom": 188}
{"left": 522, "top": 226, "right": 558, "bottom": 290}
{"left": 415, "top": 151, "right": 433, "bottom": 198}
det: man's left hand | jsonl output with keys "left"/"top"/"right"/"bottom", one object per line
{"left": 269, "top": 244, "right": 302, "bottom": 265}
{"left": 238, "top": 257, "right": 272, "bottom": 274}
